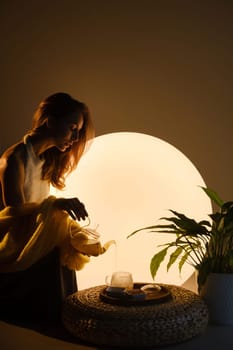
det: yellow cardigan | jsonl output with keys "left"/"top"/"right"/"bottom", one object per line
{"left": 0, "top": 196, "right": 115, "bottom": 272}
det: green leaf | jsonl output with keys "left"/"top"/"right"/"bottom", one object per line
{"left": 196, "top": 257, "right": 213, "bottom": 291}
{"left": 150, "top": 247, "right": 168, "bottom": 279}
{"left": 198, "top": 220, "right": 211, "bottom": 227}
{"left": 127, "top": 223, "right": 183, "bottom": 238}
{"left": 178, "top": 251, "right": 190, "bottom": 273}
{"left": 167, "top": 247, "right": 183, "bottom": 271}
{"left": 163, "top": 211, "right": 208, "bottom": 235}
{"left": 127, "top": 225, "right": 163, "bottom": 238}
{"left": 200, "top": 186, "right": 224, "bottom": 207}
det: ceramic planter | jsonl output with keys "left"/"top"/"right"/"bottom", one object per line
{"left": 199, "top": 272, "right": 233, "bottom": 325}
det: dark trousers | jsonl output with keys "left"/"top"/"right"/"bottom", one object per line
{"left": 0, "top": 248, "right": 77, "bottom": 324}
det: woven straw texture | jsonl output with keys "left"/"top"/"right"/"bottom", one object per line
{"left": 62, "top": 284, "right": 209, "bottom": 347}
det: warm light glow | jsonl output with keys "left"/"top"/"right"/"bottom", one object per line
{"left": 52, "top": 132, "right": 212, "bottom": 290}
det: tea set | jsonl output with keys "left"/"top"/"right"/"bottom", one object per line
{"left": 104, "top": 271, "right": 163, "bottom": 302}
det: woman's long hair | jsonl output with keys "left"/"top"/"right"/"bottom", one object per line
{"left": 31, "top": 92, "right": 95, "bottom": 190}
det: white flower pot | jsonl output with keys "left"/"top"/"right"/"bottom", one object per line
{"left": 199, "top": 273, "right": 233, "bottom": 325}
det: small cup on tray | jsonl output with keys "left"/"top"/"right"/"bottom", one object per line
{"left": 105, "top": 271, "right": 134, "bottom": 297}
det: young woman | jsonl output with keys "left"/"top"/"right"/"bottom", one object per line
{"left": 0, "top": 92, "right": 95, "bottom": 323}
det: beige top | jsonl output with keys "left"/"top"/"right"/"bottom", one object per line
{"left": 23, "top": 136, "right": 50, "bottom": 203}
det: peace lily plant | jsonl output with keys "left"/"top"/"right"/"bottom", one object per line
{"left": 127, "top": 187, "right": 233, "bottom": 291}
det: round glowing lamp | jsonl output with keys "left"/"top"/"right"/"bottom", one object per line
{"left": 53, "top": 132, "right": 212, "bottom": 290}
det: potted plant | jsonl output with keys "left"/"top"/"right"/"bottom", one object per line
{"left": 127, "top": 187, "right": 233, "bottom": 325}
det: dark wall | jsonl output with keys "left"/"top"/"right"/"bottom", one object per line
{"left": 1, "top": 0, "right": 233, "bottom": 200}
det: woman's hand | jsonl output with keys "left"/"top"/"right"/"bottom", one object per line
{"left": 54, "top": 197, "right": 88, "bottom": 221}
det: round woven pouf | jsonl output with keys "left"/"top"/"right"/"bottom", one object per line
{"left": 62, "top": 284, "right": 209, "bottom": 348}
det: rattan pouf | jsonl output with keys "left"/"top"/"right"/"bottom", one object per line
{"left": 62, "top": 284, "right": 209, "bottom": 348}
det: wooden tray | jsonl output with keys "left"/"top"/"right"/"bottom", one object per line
{"left": 99, "top": 283, "right": 172, "bottom": 306}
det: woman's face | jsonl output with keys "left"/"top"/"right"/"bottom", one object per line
{"left": 52, "top": 112, "right": 84, "bottom": 152}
